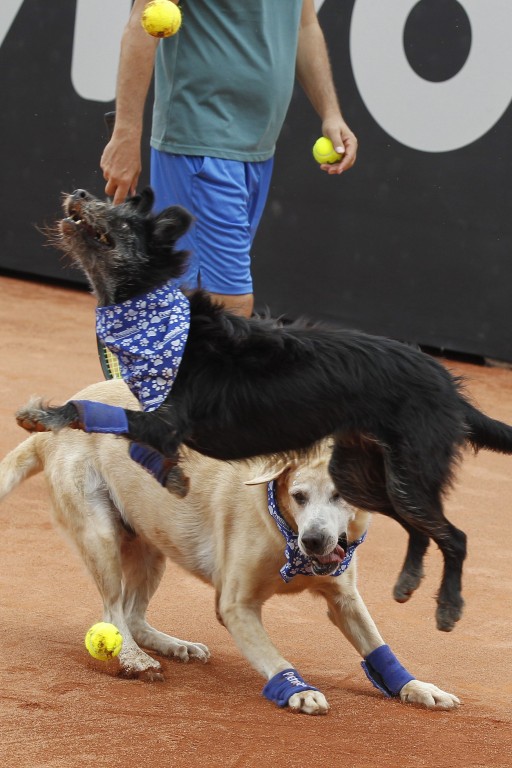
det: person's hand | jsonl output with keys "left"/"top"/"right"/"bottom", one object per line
{"left": 101, "top": 133, "right": 142, "bottom": 204}
{"left": 319, "top": 118, "right": 358, "bottom": 175}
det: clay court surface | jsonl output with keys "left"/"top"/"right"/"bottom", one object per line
{"left": 0, "top": 274, "right": 511, "bottom": 767}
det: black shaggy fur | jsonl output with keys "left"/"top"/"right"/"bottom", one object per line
{"left": 19, "top": 188, "right": 512, "bottom": 632}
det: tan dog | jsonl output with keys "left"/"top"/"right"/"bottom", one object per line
{"left": 1, "top": 380, "right": 459, "bottom": 714}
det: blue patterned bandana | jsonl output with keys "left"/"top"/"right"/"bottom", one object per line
{"left": 96, "top": 281, "right": 190, "bottom": 412}
{"left": 267, "top": 480, "right": 366, "bottom": 583}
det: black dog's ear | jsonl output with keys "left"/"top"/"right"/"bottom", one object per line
{"left": 126, "top": 187, "right": 155, "bottom": 215}
{"left": 153, "top": 205, "right": 193, "bottom": 242}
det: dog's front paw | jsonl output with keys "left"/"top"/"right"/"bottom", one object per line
{"left": 16, "top": 413, "right": 50, "bottom": 433}
{"left": 165, "top": 465, "right": 190, "bottom": 498}
{"left": 288, "top": 691, "right": 329, "bottom": 715}
{"left": 288, "top": 689, "right": 330, "bottom": 715}
{"left": 16, "top": 398, "right": 79, "bottom": 434}
{"left": 400, "top": 680, "right": 461, "bottom": 710}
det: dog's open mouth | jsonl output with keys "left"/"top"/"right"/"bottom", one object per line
{"left": 61, "top": 202, "right": 113, "bottom": 248}
{"left": 310, "top": 541, "right": 346, "bottom": 576}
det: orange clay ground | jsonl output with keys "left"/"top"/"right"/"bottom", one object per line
{"left": 0, "top": 274, "right": 511, "bottom": 768}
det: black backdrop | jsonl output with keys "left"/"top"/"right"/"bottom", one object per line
{"left": 1, "top": 0, "right": 511, "bottom": 361}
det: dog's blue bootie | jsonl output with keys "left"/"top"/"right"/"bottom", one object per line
{"left": 262, "top": 668, "right": 320, "bottom": 708}
{"left": 129, "top": 443, "right": 172, "bottom": 486}
{"left": 361, "top": 644, "right": 415, "bottom": 698}
{"left": 70, "top": 400, "right": 129, "bottom": 434}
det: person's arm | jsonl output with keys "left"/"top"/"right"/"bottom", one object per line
{"left": 100, "top": 0, "right": 159, "bottom": 203}
{"left": 296, "top": 0, "right": 357, "bottom": 175}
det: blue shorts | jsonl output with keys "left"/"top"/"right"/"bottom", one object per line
{"left": 150, "top": 149, "right": 274, "bottom": 294}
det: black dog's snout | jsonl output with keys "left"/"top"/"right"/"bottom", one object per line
{"left": 71, "top": 189, "right": 90, "bottom": 201}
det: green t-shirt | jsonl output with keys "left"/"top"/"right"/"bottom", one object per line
{"left": 151, "top": 0, "right": 303, "bottom": 162}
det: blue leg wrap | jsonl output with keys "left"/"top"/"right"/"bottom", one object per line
{"left": 129, "top": 443, "right": 172, "bottom": 486}
{"left": 361, "top": 644, "right": 415, "bottom": 698}
{"left": 262, "top": 668, "right": 320, "bottom": 708}
{"left": 70, "top": 400, "right": 129, "bottom": 434}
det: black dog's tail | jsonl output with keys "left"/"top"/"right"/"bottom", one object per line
{"left": 465, "top": 402, "right": 512, "bottom": 454}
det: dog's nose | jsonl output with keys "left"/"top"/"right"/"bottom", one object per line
{"left": 71, "top": 189, "right": 90, "bottom": 201}
{"left": 300, "top": 531, "right": 328, "bottom": 555}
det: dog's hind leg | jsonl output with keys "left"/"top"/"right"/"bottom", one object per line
{"left": 432, "top": 522, "right": 467, "bottom": 631}
{"left": 378, "top": 446, "right": 467, "bottom": 632}
{"left": 121, "top": 538, "right": 210, "bottom": 664}
{"left": 328, "top": 438, "right": 430, "bottom": 603}
{"left": 392, "top": 503, "right": 466, "bottom": 631}
{"left": 329, "top": 436, "right": 467, "bottom": 629}
{"left": 55, "top": 468, "right": 164, "bottom": 680}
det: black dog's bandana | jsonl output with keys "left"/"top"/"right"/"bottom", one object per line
{"left": 267, "top": 480, "right": 367, "bottom": 582}
{"left": 96, "top": 281, "right": 190, "bottom": 412}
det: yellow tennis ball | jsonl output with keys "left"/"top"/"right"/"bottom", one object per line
{"left": 312, "top": 137, "right": 343, "bottom": 165}
{"left": 85, "top": 622, "right": 123, "bottom": 661}
{"left": 141, "top": 0, "right": 182, "bottom": 38}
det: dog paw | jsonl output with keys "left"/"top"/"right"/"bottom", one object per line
{"left": 288, "top": 689, "right": 330, "bottom": 715}
{"left": 165, "top": 466, "right": 190, "bottom": 498}
{"left": 16, "top": 400, "right": 50, "bottom": 433}
{"left": 118, "top": 649, "right": 163, "bottom": 680}
{"left": 436, "top": 600, "right": 464, "bottom": 632}
{"left": 162, "top": 639, "right": 210, "bottom": 663}
{"left": 400, "top": 680, "right": 461, "bottom": 710}
{"left": 119, "top": 665, "right": 165, "bottom": 682}
{"left": 16, "top": 399, "right": 80, "bottom": 434}
{"left": 16, "top": 413, "right": 50, "bottom": 433}
{"left": 393, "top": 569, "right": 424, "bottom": 603}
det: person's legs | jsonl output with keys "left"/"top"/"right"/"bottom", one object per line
{"left": 151, "top": 150, "right": 202, "bottom": 289}
{"left": 150, "top": 150, "right": 273, "bottom": 317}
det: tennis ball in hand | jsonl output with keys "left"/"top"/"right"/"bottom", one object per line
{"left": 141, "top": 0, "right": 182, "bottom": 38}
{"left": 312, "top": 137, "right": 343, "bottom": 165}
{"left": 85, "top": 622, "right": 123, "bottom": 661}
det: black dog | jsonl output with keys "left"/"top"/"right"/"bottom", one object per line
{"left": 17, "top": 188, "right": 512, "bottom": 632}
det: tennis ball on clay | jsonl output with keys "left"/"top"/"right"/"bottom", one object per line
{"left": 312, "top": 136, "right": 343, "bottom": 165}
{"left": 85, "top": 622, "right": 123, "bottom": 661}
{"left": 141, "top": 0, "right": 182, "bottom": 38}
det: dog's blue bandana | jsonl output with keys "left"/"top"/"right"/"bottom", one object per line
{"left": 267, "top": 480, "right": 367, "bottom": 583}
{"left": 96, "top": 281, "right": 190, "bottom": 412}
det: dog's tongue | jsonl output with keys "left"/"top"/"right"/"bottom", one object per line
{"left": 316, "top": 544, "right": 345, "bottom": 564}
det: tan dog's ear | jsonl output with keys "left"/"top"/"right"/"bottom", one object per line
{"left": 245, "top": 460, "right": 291, "bottom": 486}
